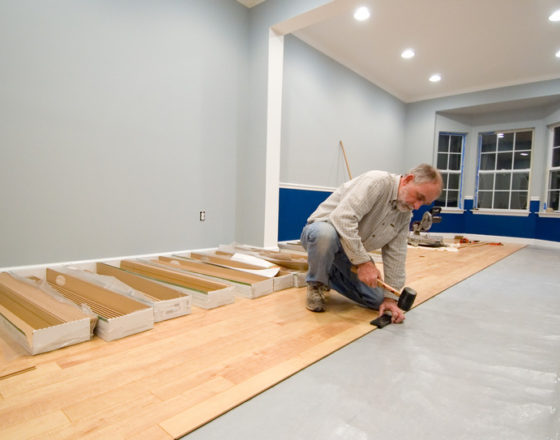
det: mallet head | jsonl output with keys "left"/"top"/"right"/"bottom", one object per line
{"left": 397, "top": 286, "right": 416, "bottom": 311}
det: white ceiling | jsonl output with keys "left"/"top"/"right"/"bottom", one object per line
{"left": 244, "top": 0, "right": 560, "bottom": 103}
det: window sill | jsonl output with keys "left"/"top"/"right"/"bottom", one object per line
{"left": 471, "top": 209, "right": 530, "bottom": 217}
{"left": 538, "top": 211, "right": 560, "bottom": 218}
{"left": 439, "top": 208, "right": 464, "bottom": 214}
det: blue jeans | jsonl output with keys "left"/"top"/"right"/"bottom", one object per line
{"left": 300, "top": 221, "right": 384, "bottom": 310}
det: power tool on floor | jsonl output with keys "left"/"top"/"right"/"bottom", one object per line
{"left": 408, "top": 207, "right": 445, "bottom": 247}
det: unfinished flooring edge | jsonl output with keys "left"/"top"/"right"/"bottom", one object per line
{"left": 159, "top": 323, "right": 372, "bottom": 438}
{"left": 163, "top": 243, "right": 526, "bottom": 438}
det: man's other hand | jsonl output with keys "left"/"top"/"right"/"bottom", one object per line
{"left": 378, "top": 298, "right": 405, "bottom": 324}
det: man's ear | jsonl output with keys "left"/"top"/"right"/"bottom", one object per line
{"left": 402, "top": 174, "right": 414, "bottom": 185}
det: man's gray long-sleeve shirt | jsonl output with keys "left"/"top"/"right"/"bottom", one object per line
{"left": 307, "top": 170, "right": 411, "bottom": 290}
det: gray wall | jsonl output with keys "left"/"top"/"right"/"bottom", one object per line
{"left": 234, "top": 0, "right": 330, "bottom": 246}
{"left": 281, "top": 36, "right": 406, "bottom": 188}
{"left": 0, "top": 0, "right": 249, "bottom": 267}
{"left": 2, "top": 0, "right": 559, "bottom": 268}
{"left": 0, "top": 0, "right": 334, "bottom": 267}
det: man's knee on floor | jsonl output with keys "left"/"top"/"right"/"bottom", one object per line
{"left": 303, "top": 222, "right": 338, "bottom": 251}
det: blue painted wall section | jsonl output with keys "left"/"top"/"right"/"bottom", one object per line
{"left": 278, "top": 188, "right": 332, "bottom": 242}
{"left": 536, "top": 217, "right": 560, "bottom": 242}
{"left": 279, "top": 188, "right": 560, "bottom": 243}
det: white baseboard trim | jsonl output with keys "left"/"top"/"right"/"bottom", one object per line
{"left": 0, "top": 247, "right": 218, "bottom": 277}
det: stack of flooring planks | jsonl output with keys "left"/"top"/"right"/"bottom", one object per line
{"left": 46, "top": 268, "right": 154, "bottom": 342}
{"left": 156, "top": 255, "right": 275, "bottom": 298}
{"left": 0, "top": 272, "right": 92, "bottom": 355}
{"left": 217, "top": 244, "right": 309, "bottom": 287}
{"left": 231, "top": 246, "right": 308, "bottom": 271}
{"left": 120, "top": 259, "right": 236, "bottom": 309}
{"left": 187, "top": 251, "right": 294, "bottom": 291}
{"left": 96, "top": 263, "right": 191, "bottom": 321}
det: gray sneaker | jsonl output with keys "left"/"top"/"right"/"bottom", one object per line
{"left": 306, "top": 284, "right": 327, "bottom": 312}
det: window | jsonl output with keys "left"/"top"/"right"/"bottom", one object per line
{"left": 547, "top": 126, "right": 560, "bottom": 211}
{"left": 476, "top": 129, "right": 532, "bottom": 210}
{"left": 435, "top": 132, "right": 464, "bottom": 208}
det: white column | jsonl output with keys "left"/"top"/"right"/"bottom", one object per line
{"left": 263, "top": 28, "right": 284, "bottom": 248}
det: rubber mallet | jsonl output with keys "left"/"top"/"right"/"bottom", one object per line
{"left": 351, "top": 266, "right": 417, "bottom": 311}
{"left": 370, "top": 280, "right": 417, "bottom": 328}
{"left": 376, "top": 279, "right": 417, "bottom": 312}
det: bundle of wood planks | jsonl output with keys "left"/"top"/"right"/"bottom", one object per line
{"left": 0, "top": 272, "right": 92, "bottom": 354}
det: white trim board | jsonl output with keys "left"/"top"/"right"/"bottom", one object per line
{"left": 279, "top": 182, "right": 336, "bottom": 192}
{"left": 0, "top": 247, "right": 217, "bottom": 278}
{"left": 263, "top": 28, "right": 284, "bottom": 248}
{"left": 264, "top": 1, "right": 358, "bottom": 247}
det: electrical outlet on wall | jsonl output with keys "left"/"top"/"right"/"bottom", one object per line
{"left": 200, "top": 210, "right": 206, "bottom": 221}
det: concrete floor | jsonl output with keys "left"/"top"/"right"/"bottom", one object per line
{"left": 182, "top": 246, "right": 560, "bottom": 440}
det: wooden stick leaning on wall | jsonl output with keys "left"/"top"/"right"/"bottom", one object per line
{"left": 339, "top": 140, "right": 352, "bottom": 180}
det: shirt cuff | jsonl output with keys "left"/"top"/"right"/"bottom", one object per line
{"left": 352, "top": 256, "right": 373, "bottom": 266}
{"left": 383, "top": 291, "right": 399, "bottom": 301}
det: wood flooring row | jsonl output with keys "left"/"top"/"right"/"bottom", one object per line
{"left": 0, "top": 243, "right": 523, "bottom": 439}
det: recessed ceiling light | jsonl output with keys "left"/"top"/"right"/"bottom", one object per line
{"left": 401, "top": 48, "right": 415, "bottom": 59}
{"left": 353, "top": 6, "right": 370, "bottom": 21}
{"left": 429, "top": 73, "right": 442, "bottom": 82}
{"left": 549, "top": 9, "right": 560, "bottom": 21}
{"left": 556, "top": 49, "right": 560, "bottom": 58}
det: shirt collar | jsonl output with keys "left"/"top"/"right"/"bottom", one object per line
{"left": 390, "top": 174, "right": 401, "bottom": 209}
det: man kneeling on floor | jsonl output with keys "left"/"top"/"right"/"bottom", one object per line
{"left": 301, "top": 163, "right": 442, "bottom": 323}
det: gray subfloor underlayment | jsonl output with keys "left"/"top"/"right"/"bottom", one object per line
{"left": 182, "top": 246, "right": 560, "bottom": 440}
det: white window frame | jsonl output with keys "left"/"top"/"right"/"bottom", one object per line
{"left": 474, "top": 129, "right": 533, "bottom": 213}
{"left": 545, "top": 124, "right": 560, "bottom": 213}
{"left": 435, "top": 132, "right": 465, "bottom": 210}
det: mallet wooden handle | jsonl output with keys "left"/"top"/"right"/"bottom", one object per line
{"left": 351, "top": 266, "right": 401, "bottom": 296}
{"left": 376, "top": 279, "right": 401, "bottom": 297}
